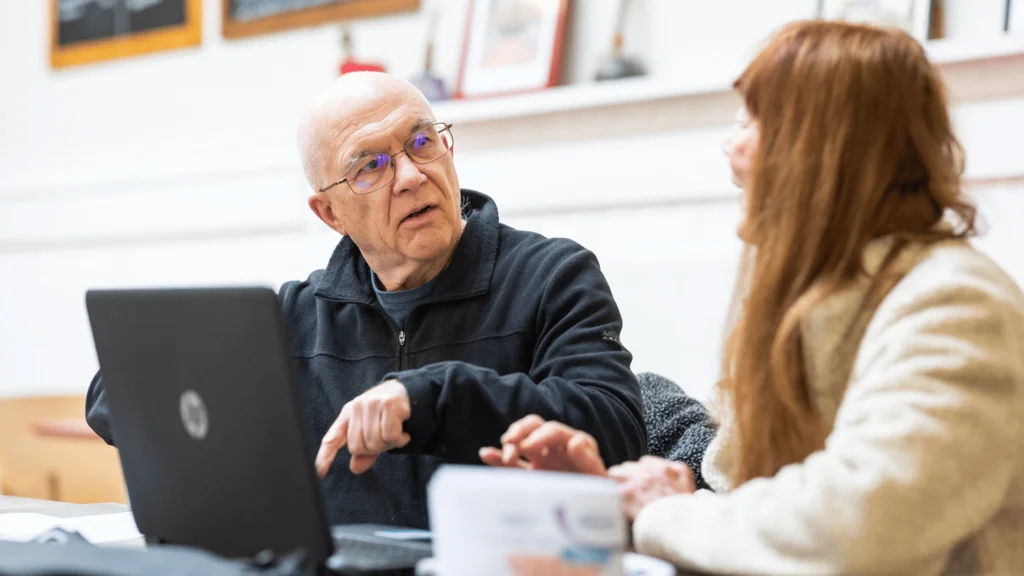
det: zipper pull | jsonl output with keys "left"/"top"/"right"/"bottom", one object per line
{"left": 399, "top": 331, "right": 406, "bottom": 346}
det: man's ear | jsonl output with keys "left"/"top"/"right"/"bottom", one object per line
{"left": 308, "top": 193, "right": 347, "bottom": 236}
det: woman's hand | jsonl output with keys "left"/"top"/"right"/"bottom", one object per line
{"left": 481, "top": 417, "right": 696, "bottom": 521}
{"left": 609, "top": 456, "right": 696, "bottom": 520}
{"left": 479, "top": 415, "right": 607, "bottom": 476}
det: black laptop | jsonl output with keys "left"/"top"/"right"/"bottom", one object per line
{"left": 85, "top": 287, "right": 432, "bottom": 575}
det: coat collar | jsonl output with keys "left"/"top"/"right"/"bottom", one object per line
{"left": 313, "top": 189, "right": 500, "bottom": 304}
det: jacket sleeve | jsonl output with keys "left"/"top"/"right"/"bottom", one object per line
{"left": 631, "top": 268, "right": 1024, "bottom": 575}
{"left": 637, "top": 372, "right": 716, "bottom": 490}
{"left": 85, "top": 371, "right": 116, "bottom": 446}
{"left": 387, "top": 247, "right": 647, "bottom": 468}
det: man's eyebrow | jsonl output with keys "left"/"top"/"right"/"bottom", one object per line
{"left": 408, "top": 118, "right": 434, "bottom": 136}
{"left": 341, "top": 119, "right": 436, "bottom": 172}
{"left": 343, "top": 150, "right": 376, "bottom": 173}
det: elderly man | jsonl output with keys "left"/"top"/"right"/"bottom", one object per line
{"left": 85, "top": 72, "right": 646, "bottom": 529}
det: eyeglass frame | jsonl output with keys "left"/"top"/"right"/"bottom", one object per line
{"left": 318, "top": 122, "right": 455, "bottom": 195}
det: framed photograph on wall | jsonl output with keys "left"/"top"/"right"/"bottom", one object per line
{"left": 51, "top": 0, "right": 202, "bottom": 69}
{"left": 820, "top": 0, "right": 932, "bottom": 40}
{"left": 456, "top": 0, "right": 570, "bottom": 99}
{"left": 222, "top": 0, "right": 420, "bottom": 40}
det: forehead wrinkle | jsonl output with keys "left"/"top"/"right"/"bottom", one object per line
{"left": 313, "top": 84, "right": 432, "bottom": 179}
{"left": 336, "top": 109, "right": 433, "bottom": 172}
{"left": 298, "top": 71, "right": 435, "bottom": 185}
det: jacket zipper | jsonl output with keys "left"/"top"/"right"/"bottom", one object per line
{"left": 398, "top": 330, "right": 406, "bottom": 371}
{"left": 317, "top": 296, "right": 467, "bottom": 374}
{"left": 397, "top": 303, "right": 424, "bottom": 373}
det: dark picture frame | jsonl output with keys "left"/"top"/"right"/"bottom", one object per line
{"left": 51, "top": 0, "right": 202, "bottom": 69}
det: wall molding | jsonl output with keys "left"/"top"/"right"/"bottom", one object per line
{"left": 0, "top": 223, "right": 306, "bottom": 256}
{"left": 3, "top": 175, "right": 1018, "bottom": 256}
{"left": 0, "top": 163, "right": 302, "bottom": 202}
{"left": 501, "top": 191, "right": 742, "bottom": 219}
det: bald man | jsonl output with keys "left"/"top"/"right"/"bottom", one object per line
{"left": 85, "top": 72, "right": 646, "bottom": 529}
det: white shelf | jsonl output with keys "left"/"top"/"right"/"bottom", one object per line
{"left": 432, "top": 73, "right": 735, "bottom": 127}
{"left": 434, "top": 35, "right": 1024, "bottom": 128}
{"left": 927, "top": 34, "right": 1024, "bottom": 65}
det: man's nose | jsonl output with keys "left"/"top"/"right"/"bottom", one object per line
{"left": 392, "top": 153, "right": 427, "bottom": 194}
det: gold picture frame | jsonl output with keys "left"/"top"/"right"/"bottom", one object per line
{"left": 50, "top": 0, "right": 203, "bottom": 69}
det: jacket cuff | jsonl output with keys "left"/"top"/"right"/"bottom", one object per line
{"left": 386, "top": 369, "right": 438, "bottom": 454}
{"left": 631, "top": 493, "right": 690, "bottom": 559}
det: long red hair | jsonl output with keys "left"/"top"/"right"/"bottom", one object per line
{"left": 721, "top": 20, "right": 977, "bottom": 484}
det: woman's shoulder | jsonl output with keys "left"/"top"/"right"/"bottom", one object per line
{"left": 893, "top": 240, "right": 1024, "bottom": 312}
{"left": 864, "top": 239, "right": 1024, "bottom": 363}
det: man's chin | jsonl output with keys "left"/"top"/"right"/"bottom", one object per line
{"left": 399, "top": 235, "right": 457, "bottom": 263}
{"left": 401, "top": 220, "right": 461, "bottom": 251}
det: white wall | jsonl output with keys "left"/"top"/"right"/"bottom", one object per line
{"left": 1, "top": 0, "right": 1022, "bottom": 402}
{"left": 0, "top": 0, "right": 820, "bottom": 187}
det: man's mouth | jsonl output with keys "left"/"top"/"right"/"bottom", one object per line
{"left": 401, "top": 205, "right": 435, "bottom": 223}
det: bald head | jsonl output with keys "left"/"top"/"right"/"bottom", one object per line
{"left": 297, "top": 72, "right": 432, "bottom": 190}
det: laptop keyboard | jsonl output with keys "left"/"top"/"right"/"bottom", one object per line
{"left": 328, "top": 536, "right": 432, "bottom": 570}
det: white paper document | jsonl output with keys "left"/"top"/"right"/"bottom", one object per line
{"left": 428, "top": 466, "right": 630, "bottom": 576}
{"left": 0, "top": 511, "right": 141, "bottom": 544}
{"left": 622, "top": 553, "right": 675, "bottom": 576}
{"left": 415, "top": 553, "right": 675, "bottom": 576}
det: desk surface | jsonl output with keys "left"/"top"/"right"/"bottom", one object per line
{"left": 0, "top": 495, "right": 128, "bottom": 518}
{"left": 0, "top": 495, "right": 142, "bottom": 547}
{"left": 33, "top": 418, "right": 99, "bottom": 439}
{"left": 1, "top": 496, "right": 690, "bottom": 575}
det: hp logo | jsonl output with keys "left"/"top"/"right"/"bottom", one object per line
{"left": 179, "top": 390, "right": 209, "bottom": 440}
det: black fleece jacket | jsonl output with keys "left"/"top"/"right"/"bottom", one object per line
{"left": 86, "top": 190, "right": 646, "bottom": 529}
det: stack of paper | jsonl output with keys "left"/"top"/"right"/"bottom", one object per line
{"left": 0, "top": 512, "right": 141, "bottom": 544}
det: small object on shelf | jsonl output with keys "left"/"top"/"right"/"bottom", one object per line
{"left": 940, "top": 0, "right": 1006, "bottom": 39}
{"left": 1009, "top": 0, "right": 1024, "bottom": 32}
{"left": 819, "top": 0, "right": 932, "bottom": 40}
{"left": 595, "top": 0, "right": 646, "bottom": 82}
{"left": 338, "top": 26, "right": 386, "bottom": 75}
{"left": 409, "top": 8, "right": 450, "bottom": 101}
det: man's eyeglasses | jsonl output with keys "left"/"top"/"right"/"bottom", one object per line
{"left": 319, "top": 122, "right": 455, "bottom": 195}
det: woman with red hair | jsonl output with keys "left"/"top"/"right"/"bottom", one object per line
{"left": 483, "top": 20, "right": 1024, "bottom": 575}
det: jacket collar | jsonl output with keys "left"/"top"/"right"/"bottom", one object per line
{"left": 313, "top": 189, "right": 499, "bottom": 304}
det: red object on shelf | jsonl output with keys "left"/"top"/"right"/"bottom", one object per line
{"left": 339, "top": 58, "right": 387, "bottom": 75}
{"left": 337, "top": 26, "right": 386, "bottom": 76}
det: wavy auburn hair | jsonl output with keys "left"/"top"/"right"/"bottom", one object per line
{"left": 722, "top": 20, "right": 977, "bottom": 485}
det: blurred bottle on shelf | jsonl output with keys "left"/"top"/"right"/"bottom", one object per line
{"left": 338, "top": 26, "right": 386, "bottom": 75}
{"left": 595, "top": 0, "right": 646, "bottom": 82}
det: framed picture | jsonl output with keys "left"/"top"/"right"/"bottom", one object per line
{"left": 456, "top": 0, "right": 570, "bottom": 99}
{"left": 51, "top": 0, "right": 202, "bottom": 69}
{"left": 223, "top": 0, "right": 420, "bottom": 40}
{"left": 820, "top": 0, "right": 932, "bottom": 40}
